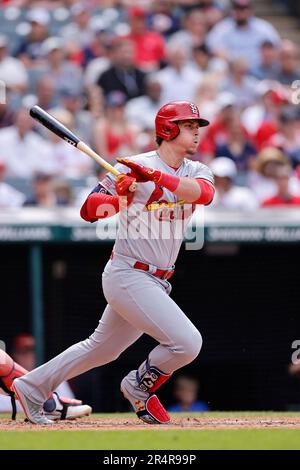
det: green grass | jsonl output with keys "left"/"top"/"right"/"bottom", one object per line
{"left": 1, "top": 412, "right": 300, "bottom": 450}
{"left": 1, "top": 429, "right": 300, "bottom": 450}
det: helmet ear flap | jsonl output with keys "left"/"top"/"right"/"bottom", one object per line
{"left": 162, "top": 124, "right": 173, "bottom": 135}
{"left": 157, "top": 121, "right": 179, "bottom": 141}
{"left": 155, "top": 114, "right": 180, "bottom": 141}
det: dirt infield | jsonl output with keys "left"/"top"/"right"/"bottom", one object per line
{"left": 1, "top": 415, "right": 300, "bottom": 431}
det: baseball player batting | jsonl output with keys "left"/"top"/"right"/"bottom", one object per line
{"left": 12, "top": 101, "right": 215, "bottom": 425}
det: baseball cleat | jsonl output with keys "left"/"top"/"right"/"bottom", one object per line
{"left": 120, "top": 379, "right": 170, "bottom": 424}
{"left": 43, "top": 392, "right": 92, "bottom": 421}
{"left": 11, "top": 379, "right": 53, "bottom": 425}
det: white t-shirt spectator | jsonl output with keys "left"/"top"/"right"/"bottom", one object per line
{"left": 0, "top": 57, "right": 28, "bottom": 89}
{"left": 83, "top": 57, "right": 111, "bottom": 87}
{"left": 125, "top": 96, "right": 162, "bottom": 130}
{"left": 0, "top": 127, "right": 55, "bottom": 178}
{"left": 155, "top": 65, "right": 202, "bottom": 103}
{"left": 206, "top": 17, "right": 280, "bottom": 68}
{"left": 0, "top": 182, "right": 25, "bottom": 207}
{"left": 241, "top": 104, "right": 266, "bottom": 135}
{"left": 44, "top": 140, "right": 93, "bottom": 179}
{"left": 211, "top": 186, "right": 258, "bottom": 211}
{"left": 60, "top": 23, "right": 94, "bottom": 48}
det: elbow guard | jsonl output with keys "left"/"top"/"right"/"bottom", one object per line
{"left": 80, "top": 192, "right": 119, "bottom": 222}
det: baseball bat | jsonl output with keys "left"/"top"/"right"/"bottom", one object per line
{"left": 29, "top": 105, "right": 136, "bottom": 190}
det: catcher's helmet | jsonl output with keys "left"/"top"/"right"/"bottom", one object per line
{"left": 155, "top": 101, "right": 210, "bottom": 141}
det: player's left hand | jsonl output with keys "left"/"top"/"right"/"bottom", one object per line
{"left": 117, "top": 158, "right": 162, "bottom": 184}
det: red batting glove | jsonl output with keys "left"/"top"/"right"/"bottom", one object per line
{"left": 117, "top": 158, "right": 160, "bottom": 183}
{"left": 115, "top": 173, "right": 136, "bottom": 207}
{"left": 117, "top": 158, "right": 180, "bottom": 192}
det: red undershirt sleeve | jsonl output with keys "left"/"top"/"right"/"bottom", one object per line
{"left": 192, "top": 179, "right": 215, "bottom": 205}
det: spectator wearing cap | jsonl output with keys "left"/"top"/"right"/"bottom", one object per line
{"left": 248, "top": 147, "right": 300, "bottom": 202}
{"left": 125, "top": 75, "right": 163, "bottom": 130}
{"left": 81, "top": 26, "right": 112, "bottom": 69}
{"left": 250, "top": 41, "right": 280, "bottom": 81}
{"left": 206, "top": 0, "right": 280, "bottom": 68}
{"left": 15, "top": 8, "right": 50, "bottom": 66}
{"left": 261, "top": 163, "right": 300, "bottom": 207}
{"left": 199, "top": 92, "right": 251, "bottom": 160}
{"left": 209, "top": 157, "right": 258, "bottom": 210}
{"left": 97, "top": 39, "right": 146, "bottom": 101}
{"left": 0, "top": 108, "right": 53, "bottom": 178}
{"left": 275, "top": 40, "right": 300, "bottom": 86}
{"left": 125, "top": 7, "right": 166, "bottom": 72}
{"left": 168, "top": 9, "right": 208, "bottom": 60}
{"left": 242, "top": 82, "right": 289, "bottom": 142}
{"left": 40, "top": 37, "right": 83, "bottom": 100}
{"left": 0, "top": 159, "right": 25, "bottom": 208}
{"left": 94, "top": 91, "right": 138, "bottom": 161}
{"left": 147, "top": 0, "right": 181, "bottom": 39}
{"left": 0, "top": 35, "right": 28, "bottom": 93}
{"left": 221, "top": 58, "right": 260, "bottom": 109}
{"left": 43, "top": 108, "right": 92, "bottom": 179}
{"left": 154, "top": 43, "right": 202, "bottom": 103}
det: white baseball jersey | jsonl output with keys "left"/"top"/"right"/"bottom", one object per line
{"left": 99, "top": 151, "right": 214, "bottom": 268}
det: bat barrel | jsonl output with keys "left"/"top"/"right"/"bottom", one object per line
{"left": 30, "top": 105, "right": 80, "bottom": 147}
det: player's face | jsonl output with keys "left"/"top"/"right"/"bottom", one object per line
{"left": 176, "top": 120, "right": 200, "bottom": 156}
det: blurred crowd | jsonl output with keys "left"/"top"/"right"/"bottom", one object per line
{"left": 0, "top": 0, "right": 300, "bottom": 210}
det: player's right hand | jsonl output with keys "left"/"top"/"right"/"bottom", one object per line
{"left": 116, "top": 174, "right": 137, "bottom": 208}
{"left": 116, "top": 174, "right": 136, "bottom": 196}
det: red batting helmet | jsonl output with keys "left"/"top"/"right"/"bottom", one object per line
{"left": 155, "top": 101, "right": 209, "bottom": 141}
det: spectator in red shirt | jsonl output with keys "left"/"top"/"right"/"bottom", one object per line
{"left": 94, "top": 91, "right": 138, "bottom": 161}
{"left": 126, "top": 7, "right": 166, "bottom": 72}
{"left": 252, "top": 85, "right": 290, "bottom": 150}
{"left": 261, "top": 163, "right": 300, "bottom": 206}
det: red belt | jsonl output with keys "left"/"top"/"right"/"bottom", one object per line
{"left": 134, "top": 261, "right": 174, "bottom": 280}
{"left": 110, "top": 251, "right": 174, "bottom": 280}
